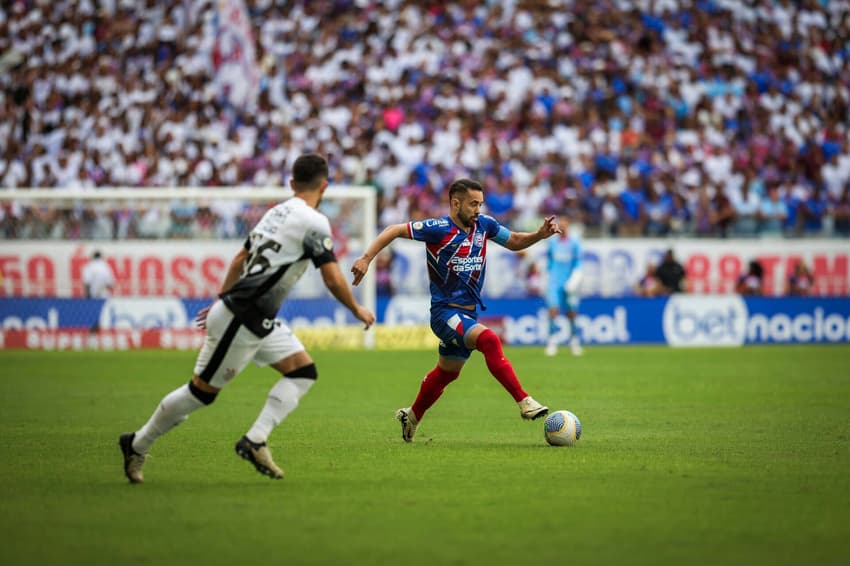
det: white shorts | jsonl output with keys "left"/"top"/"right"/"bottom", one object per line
{"left": 193, "top": 301, "right": 305, "bottom": 389}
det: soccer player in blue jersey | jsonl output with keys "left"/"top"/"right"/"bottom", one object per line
{"left": 351, "top": 178, "right": 560, "bottom": 442}
{"left": 544, "top": 215, "right": 584, "bottom": 357}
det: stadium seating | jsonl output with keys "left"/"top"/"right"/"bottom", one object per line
{"left": 1, "top": 0, "right": 848, "bottom": 240}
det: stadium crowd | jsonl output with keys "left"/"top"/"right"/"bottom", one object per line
{"left": 1, "top": 0, "right": 849, "bottom": 241}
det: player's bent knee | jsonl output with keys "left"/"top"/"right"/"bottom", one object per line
{"left": 286, "top": 363, "right": 318, "bottom": 380}
{"left": 188, "top": 380, "right": 218, "bottom": 405}
{"left": 476, "top": 328, "right": 505, "bottom": 355}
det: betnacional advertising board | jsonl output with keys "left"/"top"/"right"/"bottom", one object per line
{"left": 2, "top": 238, "right": 847, "bottom": 349}
{"left": 1, "top": 295, "right": 848, "bottom": 350}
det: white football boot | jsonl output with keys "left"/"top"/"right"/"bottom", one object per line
{"left": 235, "top": 436, "right": 284, "bottom": 479}
{"left": 119, "top": 433, "right": 146, "bottom": 484}
{"left": 518, "top": 396, "right": 549, "bottom": 420}
{"left": 396, "top": 407, "right": 419, "bottom": 442}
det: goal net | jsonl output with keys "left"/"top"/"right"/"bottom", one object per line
{"left": 0, "top": 186, "right": 377, "bottom": 349}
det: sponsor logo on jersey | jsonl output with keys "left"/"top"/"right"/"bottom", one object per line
{"left": 450, "top": 255, "right": 484, "bottom": 272}
{"left": 425, "top": 219, "right": 449, "bottom": 227}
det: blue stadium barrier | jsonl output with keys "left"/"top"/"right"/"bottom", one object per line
{"left": 2, "top": 296, "right": 848, "bottom": 347}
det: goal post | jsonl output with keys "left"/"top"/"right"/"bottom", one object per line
{"left": 0, "top": 185, "right": 378, "bottom": 348}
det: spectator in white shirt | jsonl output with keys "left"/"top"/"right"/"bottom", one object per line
{"left": 732, "top": 182, "right": 761, "bottom": 236}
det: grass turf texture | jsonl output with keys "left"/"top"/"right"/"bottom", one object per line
{"left": 1, "top": 345, "right": 849, "bottom": 566}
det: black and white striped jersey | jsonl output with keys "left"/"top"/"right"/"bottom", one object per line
{"left": 220, "top": 196, "right": 336, "bottom": 337}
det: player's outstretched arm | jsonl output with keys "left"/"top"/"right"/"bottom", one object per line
{"left": 320, "top": 261, "right": 376, "bottom": 329}
{"left": 196, "top": 247, "right": 248, "bottom": 329}
{"left": 503, "top": 215, "right": 561, "bottom": 251}
{"left": 351, "top": 223, "right": 409, "bottom": 286}
{"left": 220, "top": 247, "right": 249, "bottom": 293}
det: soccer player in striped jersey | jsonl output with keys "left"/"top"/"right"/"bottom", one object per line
{"left": 351, "top": 178, "right": 560, "bottom": 442}
{"left": 118, "top": 154, "right": 375, "bottom": 483}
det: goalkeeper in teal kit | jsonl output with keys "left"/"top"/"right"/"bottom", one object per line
{"left": 351, "top": 178, "right": 560, "bottom": 442}
{"left": 544, "top": 215, "right": 583, "bottom": 357}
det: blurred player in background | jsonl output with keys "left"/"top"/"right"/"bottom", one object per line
{"left": 82, "top": 250, "right": 115, "bottom": 298}
{"left": 544, "top": 215, "right": 583, "bottom": 357}
{"left": 82, "top": 250, "right": 116, "bottom": 332}
{"left": 351, "top": 178, "right": 559, "bottom": 442}
{"left": 119, "top": 154, "right": 375, "bottom": 483}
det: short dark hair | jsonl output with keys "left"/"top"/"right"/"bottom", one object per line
{"left": 292, "top": 153, "right": 329, "bottom": 191}
{"left": 448, "top": 178, "right": 484, "bottom": 202}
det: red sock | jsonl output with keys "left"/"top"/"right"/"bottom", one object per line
{"left": 411, "top": 366, "right": 460, "bottom": 421}
{"left": 476, "top": 329, "right": 527, "bottom": 402}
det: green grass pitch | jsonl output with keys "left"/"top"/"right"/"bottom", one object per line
{"left": 1, "top": 345, "right": 849, "bottom": 566}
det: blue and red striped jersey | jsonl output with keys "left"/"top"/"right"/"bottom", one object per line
{"left": 407, "top": 214, "right": 511, "bottom": 309}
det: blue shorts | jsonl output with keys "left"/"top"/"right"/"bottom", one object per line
{"left": 430, "top": 304, "right": 482, "bottom": 361}
{"left": 545, "top": 282, "right": 580, "bottom": 313}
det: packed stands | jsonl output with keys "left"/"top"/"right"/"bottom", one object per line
{"left": 1, "top": 0, "right": 849, "bottom": 240}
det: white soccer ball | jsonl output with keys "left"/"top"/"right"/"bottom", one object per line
{"left": 544, "top": 410, "right": 582, "bottom": 446}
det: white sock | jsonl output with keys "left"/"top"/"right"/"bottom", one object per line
{"left": 246, "top": 378, "right": 314, "bottom": 444}
{"left": 132, "top": 384, "right": 205, "bottom": 454}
